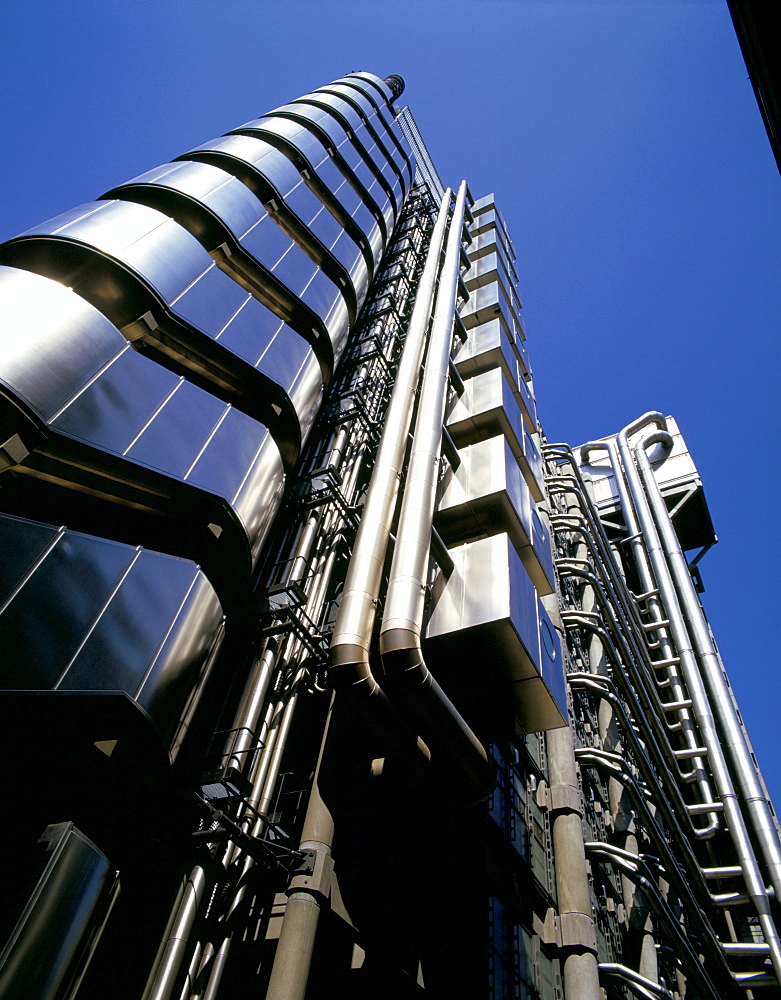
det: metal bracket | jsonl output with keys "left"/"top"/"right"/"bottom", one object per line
{"left": 193, "top": 793, "right": 307, "bottom": 876}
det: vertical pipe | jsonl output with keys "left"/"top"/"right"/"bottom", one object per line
{"left": 379, "top": 179, "right": 492, "bottom": 802}
{"left": 265, "top": 189, "right": 454, "bottom": 1000}
{"left": 635, "top": 434, "right": 781, "bottom": 908}
{"left": 581, "top": 436, "right": 719, "bottom": 822}
{"left": 141, "top": 867, "right": 208, "bottom": 1000}
{"left": 329, "top": 187, "right": 452, "bottom": 686}
{"left": 611, "top": 415, "right": 781, "bottom": 982}
{"left": 546, "top": 723, "right": 603, "bottom": 1000}
{"left": 263, "top": 707, "right": 336, "bottom": 1000}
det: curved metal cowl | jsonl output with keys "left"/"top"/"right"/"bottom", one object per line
{"left": 105, "top": 158, "right": 358, "bottom": 346}
{"left": 0, "top": 200, "right": 322, "bottom": 468}
{"left": 0, "top": 265, "right": 284, "bottom": 602}
{"left": 181, "top": 130, "right": 377, "bottom": 286}
{"left": 383, "top": 74, "right": 406, "bottom": 100}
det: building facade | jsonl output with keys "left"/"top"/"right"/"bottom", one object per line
{"left": 0, "top": 71, "right": 779, "bottom": 1000}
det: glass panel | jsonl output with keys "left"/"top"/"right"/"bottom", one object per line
{"left": 170, "top": 263, "right": 248, "bottom": 335}
{"left": 257, "top": 325, "right": 312, "bottom": 392}
{"left": 0, "top": 531, "right": 136, "bottom": 688}
{"left": 0, "top": 515, "right": 59, "bottom": 607}
{"left": 214, "top": 294, "right": 281, "bottom": 368}
{"left": 185, "top": 407, "right": 267, "bottom": 502}
{"left": 239, "top": 215, "right": 294, "bottom": 270}
{"left": 126, "top": 380, "right": 226, "bottom": 479}
{"left": 62, "top": 551, "right": 198, "bottom": 694}
{"left": 52, "top": 345, "right": 179, "bottom": 456}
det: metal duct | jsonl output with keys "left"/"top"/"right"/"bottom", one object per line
{"left": 634, "top": 429, "right": 781, "bottom": 914}
{"left": 610, "top": 412, "right": 781, "bottom": 983}
{"left": 579, "top": 435, "right": 720, "bottom": 829}
{"left": 379, "top": 180, "right": 493, "bottom": 803}
{"left": 327, "top": 186, "right": 451, "bottom": 771}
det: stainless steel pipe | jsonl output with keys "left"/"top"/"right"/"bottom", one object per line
{"left": 328, "top": 187, "right": 453, "bottom": 765}
{"left": 609, "top": 412, "right": 781, "bottom": 982}
{"left": 635, "top": 429, "right": 781, "bottom": 906}
{"left": 379, "top": 179, "right": 492, "bottom": 804}
{"left": 580, "top": 436, "right": 719, "bottom": 824}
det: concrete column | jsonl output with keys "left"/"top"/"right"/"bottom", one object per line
{"left": 264, "top": 710, "right": 335, "bottom": 1000}
{"left": 547, "top": 724, "right": 602, "bottom": 1000}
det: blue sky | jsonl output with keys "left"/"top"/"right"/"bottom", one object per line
{"left": 2, "top": 1, "right": 780, "bottom": 801}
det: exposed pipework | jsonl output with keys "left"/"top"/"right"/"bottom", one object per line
{"left": 579, "top": 435, "right": 720, "bottom": 824}
{"left": 261, "top": 188, "right": 466, "bottom": 1000}
{"left": 327, "top": 186, "right": 453, "bottom": 767}
{"left": 379, "top": 179, "right": 493, "bottom": 804}
{"left": 599, "top": 963, "right": 676, "bottom": 1000}
{"left": 574, "top": 748, "right": 740, "bottom": 985}
{"left": 606, "top": 412, "right": 781, "bottom": 983}
{"left": 586, "top": 842, "right": 721, "bottom": 999}
{"left": 634, "top": 428, "right": 781, "bottom": 906}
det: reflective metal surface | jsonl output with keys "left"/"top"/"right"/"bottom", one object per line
{"left": 0, "top": 512, "right": 223, "bottom": 750}
{"left": 435, "top": 435, "right": 554, "bottom": 594}
{"left": 316, "top": 83, "right": 408, "bottom": 192}
{"left": 453, "top": 316, "right": 536, "bottom": 428}
{"left": 446, "top": 366, "right": 543, "bottom": 499}
{"left": 425, "top": 533, "right": 567, "bottom": 734}
{"left": 106, "top": 161, "right": 355, "bottom": 349}
{"left": 1, "top": 208, "right": 330, "bottom": 444}
{"left": 0, "top": 264, "right": 307, "bottom": 472}
{"left": 220, "top": 123, "right": 384, "bottom": 270}
{"left": 255, "top": 107, "right": 389, "bottom": 237}
{"left": 467, "top": 228, "right": 520, "bottom": 284}
{"left": 341, "top": 73, "right": 415, "bottom": 178}
{"left": 0, "top": 264, "right": 127, "bottom": 423}
{"left": 0, "top": 821, "right": 120, "bottom": 1000}
{"left": 461, "top": 279, "right": 526, "bottom": 344}
{"left": 282, "top": 97, "right": 400, "bottom": 221}
{"left": 377, "top": 181, "right": 492, "bottom": 803}
{"left": 465, "top": 249, "right": 523, "bottom": 317}
{"left": 579, "top": 415, "right": 716, "bottom": 551}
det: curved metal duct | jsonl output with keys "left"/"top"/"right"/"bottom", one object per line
{"left": 634, "top": 428, "right": 781, "bottom": 910}
{"left": 327, "top": 187, "right": 453, "bottom": 767}
{"left": 608, "top": 412, "right": 781, "bottom": 983}
{"left": 379, "top": 180, "right": 493, "bottom": 802}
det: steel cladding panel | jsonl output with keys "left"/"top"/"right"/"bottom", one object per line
{"left": 120, "top": 160, "right": 266, "bottom": 240}
{"left": 0, "top": 268, "right": 287, "bottom": 565}
{"left": 454, "top": 317, "right": 523, "bottom": 388}
{"left": 447, "top": 366, "right": 525, "bottom": 460}
{"left": 320, "top": 84, "right": 404, "bottom": 174}
{"left": 425, "top": 534, "right": 565, "bottom": 733}
{"left": 462, "top": 280, "right": 525, "bottom": 341}
{"left": 465, "top": 251, "right": 523, "bottom": 317}
{"left": 435, "top": 435, "right": 553, "bottom": 595}
{"left": 0, "top": 266, "right": 128, "bottom": 423}
{"left": 0, "top": 513, "right": 224, "bottom": 749}
{"left": 528, "top": 506, "right": 556, "bottom": 594}
{"left": 436, "top": 435, "right": 533, "bottom": 552}
{"left": 511, "top": 601, "right": 567, "bottom": 733}
{"left": 0, "top": 822, "right": 119, "bottom": 1000}
{"left": 426, "top": 534, "right": 540, "bottom": 680}
{"left": 467, "top": 229, "right": 519, "bottom": 282}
